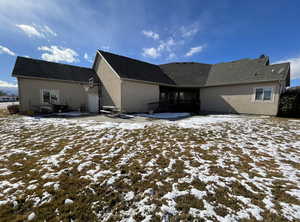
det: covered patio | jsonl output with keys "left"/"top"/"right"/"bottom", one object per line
{"left": 149, "top": 86, "right": 201, "bottom": 113}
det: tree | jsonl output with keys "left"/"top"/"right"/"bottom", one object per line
{"left": 0, "top": 90, "right": 7, "bottom": 96}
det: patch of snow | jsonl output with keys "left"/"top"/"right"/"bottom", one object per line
{"left": 107, "top": 176, "right": 118, "bottom": 185}
{"left": 190, "top": 188, "right": 206, "bottom": 199}
{"left": 0, "top": 200, "right": 8, "bottom": 206}
{"left": 53, "top": 183, "right": 60, "bottom": 190}
{"left": 77, "top": 161, "right": 93, "bottom": 172}
{"left": 176, "top": 115, "right": 242, "bottom": 128}
{"left": 27, "top": 212, "right": 36, "bottom": 221}
{"left": 262, "top": 196, "right": 276, "bottom": 214}
{"left": 286, "top": 189, "right": 300, "bottom": 201}
{"left": 64, "top": 199, "right": 74, "bottom": 205}
{"left": 27, "top": 184, "right": 37, "bottom": 190}
{"left": 13, "top": 162, "right": 23, "bottom": 166}
{"left": 280, "top": 202, "right": 300, "bottom": 220}
{"left": 161, "top": 204, "right": 177, "bottom": 215}
{"left": 124, "top": 191, "right": 135, "bottom": 201}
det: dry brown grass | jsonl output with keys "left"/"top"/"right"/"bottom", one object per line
{"left": 0, "top": 115, "right": 299, "bottom": 221}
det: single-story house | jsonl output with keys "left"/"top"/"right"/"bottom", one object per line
{"left": 0, "top": 96, "right": 18, "bottom": 102}
{"left": 12, "top": 50, "right": 290, "bottom": 115}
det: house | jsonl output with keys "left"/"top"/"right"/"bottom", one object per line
{"left": 12, "top": 57, "right": 100, "bottom": 113}
{"left": 0, "top": 96, "right": 18, "bottom": 102}
{"left": 12, "top": 50, "right": 290, "bottom": 115}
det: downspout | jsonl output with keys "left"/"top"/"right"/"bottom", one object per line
{"left": 276, "top": 81, "right": 283, "bottom": 116}
{"left": 98, "top": 82, "right": 102, "bottom": 114}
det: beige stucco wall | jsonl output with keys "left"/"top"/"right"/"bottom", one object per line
{"left": 121, "top": 80, "right": 159, "bottom": 113}
{"left": 200, "top": 82, "right": 281, "bottom": 115}
{"left": 93, "top": 53, "right": 122, "bottom": 110}
{"left": 18, "top": 77, "right": 98, "bottom": 112}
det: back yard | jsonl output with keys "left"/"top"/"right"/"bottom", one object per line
{"left": 0, "top": 111, "right": 299, "bottom": 221}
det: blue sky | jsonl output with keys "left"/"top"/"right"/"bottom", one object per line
{"left": 1, "top": 0, "right": 300, "bottom": 93}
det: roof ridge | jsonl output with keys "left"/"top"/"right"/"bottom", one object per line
{"left": 98, "top": 50, "right": 158, "bottom": 67}
{"left": 159, "top": 62, "right": 212, "bottom": 66}
{"left": 268, "top": 62, "right": 290, "bottom": 66}
{"left": 214, "top": 58, "right": 251, "bottom": 65}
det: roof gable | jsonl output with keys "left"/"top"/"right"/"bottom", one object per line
{"left": 98, "top": 50, "right": 175, "bottom": 85}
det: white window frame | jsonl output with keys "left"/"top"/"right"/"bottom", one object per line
{"left": 41, "top": 89, "right": 60, "bottom": 105}
{"left": 253, "top": 86, "right": 274, "bottom": 103}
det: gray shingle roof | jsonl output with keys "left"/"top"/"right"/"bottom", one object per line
{"left": 205, "top": 57, "right": 278, "bottom": 86}
{"left": 99, "top": 51, "right": 289, "bottom": 87}
{"left": 12, "top": 52, "right": 290, "bottom": 88}
{"left": 159, "top": 57, "right": 289, "bottom": 87}
{"left": 12, "top": 56, "right": 99, "bottom": 83}
{"left": 98, "top": 50, "right": 175, "bottom": 85}
{"left": 159, "top": 62, "right": 212, "bottom": 86}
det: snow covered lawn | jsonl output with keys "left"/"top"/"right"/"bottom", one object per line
{"left": 0, "top": 114, "right": 299, "bottom": 221}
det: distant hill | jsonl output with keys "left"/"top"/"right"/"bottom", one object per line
{"left": 0, "top": 87, "right": 18, "bottom": 96}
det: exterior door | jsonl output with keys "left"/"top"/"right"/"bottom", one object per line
{"left": 88, "top": 93, "right": 98, "bottom": 113}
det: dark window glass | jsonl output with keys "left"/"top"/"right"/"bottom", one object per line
{"left": 43, "top": 91, "right": 50, "bottom": 103}
{"left": 263, "top": 89, "right": 272, "bottom": 100}
{"left": 255, "top": 88, "right": 263, "bottom": 100}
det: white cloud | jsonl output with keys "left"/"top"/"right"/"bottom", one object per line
{"left": 38, "top": 46, "right": 79, "bottom": 63}
{"left": 84, "top": 52, "right": 93, "bottom": 63}
{"left": 41, "top": 25, "right": 57, "bottom": 37}
{"left": 180, "top": 24, "right": 199, "bottom": 38}
{"left": 16, "top": 24, "right": 43, "bottom": 38}
{"left": 185, "top": 46, "right": 204, "bottom": 57}
{"left": 142, "top": 30, "right": 159, "bottom": 40}
{"left": 142, "top": 38, "right": 178, "bottom": 59}
{"left": 142, "top": 48, "right": 160, "bottom": 58}
{"left": 0, "top": 45, "right": 16, "bottom": 56}
{"left": 16, "top": 24, "right": 57, "bottom": 38}
{"left": 0, "top": 80, "right": 17, "bottom": 88}
{"left": 158, "top": 38, "right": 176, "bottom": 52}
{"left": 276, "top": 56, "right": 300, "bottom": 80}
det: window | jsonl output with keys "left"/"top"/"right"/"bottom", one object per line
{"left": 255, "top": 87, "right": 273, "bottom": 101}
{"left": 42, "top": 89, "right": 59, "bottom": 104}
{"left": 263, "top": 88, "right": 272, "bottom": 100}
{"left": 43, "top": 90, "right": 51, "bottom": 104}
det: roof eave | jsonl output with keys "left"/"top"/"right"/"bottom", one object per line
{"left": 13, "top": 75, "right": 99, "bottom": 85}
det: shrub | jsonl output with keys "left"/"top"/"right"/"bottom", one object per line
{"left": 278, "top": 87, "right": 300, "bottom": 118}
{"left": 7, "top": 105, "right": 19, "bottom": 114}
